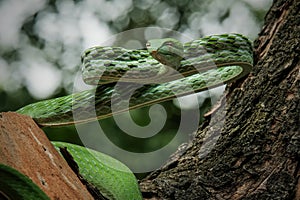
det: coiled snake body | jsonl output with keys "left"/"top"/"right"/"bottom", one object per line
{"left": 17, "top": 33, "right": 253, "bottom": 127}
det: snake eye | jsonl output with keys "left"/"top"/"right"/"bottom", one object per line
{"left": 164, "top": 42, "right": 173, "bottom": 46}
{"left": 146, "top": 42, "right": 151, "bottom": 48}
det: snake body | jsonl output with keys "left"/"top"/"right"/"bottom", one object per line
{"left": 12, "top": 33, "right": 253, "bottom": 199}
{"left": 0, "top": 164, "right": 50, "bottom": 200}
{"left": 52, "top": 142, "right": 142, "bottom": 200}
{"left": 17, "top": 33, "right": 253, "bottom": 127}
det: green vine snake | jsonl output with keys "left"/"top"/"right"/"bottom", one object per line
{"left": 2, "top": 33, "right": 253, "bottom": 199}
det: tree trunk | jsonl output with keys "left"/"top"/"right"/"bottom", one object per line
{"left": 140, "top": 0, "right": 300, "bottom": 199}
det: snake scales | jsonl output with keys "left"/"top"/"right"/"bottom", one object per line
{"left": 17, "top": 33, "right": 253, "bottom": 127}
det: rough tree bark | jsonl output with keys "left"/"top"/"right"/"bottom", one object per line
{"left": 140, "top": 0, "right": 300, "bottom": 199}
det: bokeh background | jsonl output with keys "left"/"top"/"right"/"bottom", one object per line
{"left": 0, "top": 0, "right": 272, "bottom": 176}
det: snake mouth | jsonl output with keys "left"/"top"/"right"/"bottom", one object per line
{"left": 150, "top": 50, "right": 157, "bottom": 54}
{"left": 150, "top": 50, "right": 166, "bottom": 65}
{"left": 150, "top": 50, "right": 160, "bottom": 61}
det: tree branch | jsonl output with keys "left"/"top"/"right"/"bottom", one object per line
{"left": 0, "top": 112, "right": 93, "bottom": 199}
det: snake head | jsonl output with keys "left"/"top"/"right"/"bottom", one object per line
{"left": 146, "top": 38, "right": 184, "bottom": 69}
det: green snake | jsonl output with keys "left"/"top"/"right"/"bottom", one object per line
{"left": 3, "top": 33, "right": 253, "bottom": 199}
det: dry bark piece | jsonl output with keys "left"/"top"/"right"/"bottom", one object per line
{"left": 0, "top": 112, "right": 93, "bottom": 199}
